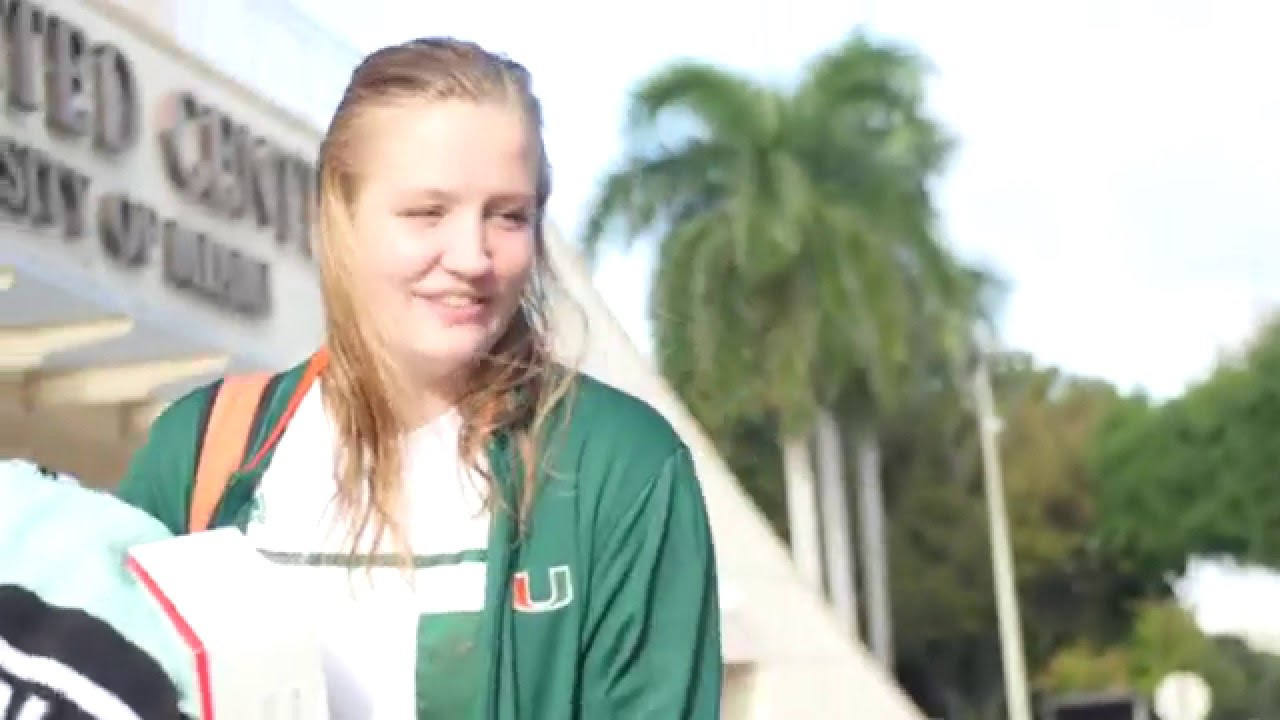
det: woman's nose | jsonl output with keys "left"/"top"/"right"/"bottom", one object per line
{"left": 438, "top": 219, "right": 493, "bottom": 278}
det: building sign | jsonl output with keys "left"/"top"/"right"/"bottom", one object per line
{"left": 0, "top": 0, "right": 315, "bottom": 318}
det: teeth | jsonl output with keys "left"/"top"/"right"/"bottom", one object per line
{"left": 435, "top": 295, "right": 480, "bottom": 308}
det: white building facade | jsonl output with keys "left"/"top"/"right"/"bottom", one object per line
{"left": 0, "top": 1, "right": 923, "bottom": 717}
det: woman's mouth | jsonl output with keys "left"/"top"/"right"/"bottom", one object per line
{"left": 417, "top": 292, "right": 491, "bottom": 324}
{"left": 433, "top": 294, "right": 483, "bottom": 308}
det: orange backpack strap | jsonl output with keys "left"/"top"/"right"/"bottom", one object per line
{"left": 189, "top": 373, "right": 272, "bottom": 533}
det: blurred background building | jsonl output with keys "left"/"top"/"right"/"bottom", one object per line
{"left": 0, "top": 0, "right": 922, "bottom": 717}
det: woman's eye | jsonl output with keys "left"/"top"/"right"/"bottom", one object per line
{"left": 494, "top": 210, "right": 532, "bottom": 230}
{"left": 403, "top": 206, "right": 445, "bottom": 220}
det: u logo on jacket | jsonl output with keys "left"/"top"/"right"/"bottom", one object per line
{"left": 512, "top": 565, "right": 573, "bottom": 613}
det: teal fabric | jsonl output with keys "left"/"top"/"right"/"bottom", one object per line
{"left": 0, "top": 459, "right": 199, "bottom": 715}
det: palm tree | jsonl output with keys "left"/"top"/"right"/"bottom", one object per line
{"left": 581, "top": 60, "right": 839, "bottom": 596}
{"left": 581, "top": 33, "right": 978, "bottom": 664}
{"left": 794, "top": 35, "right": 985, "bottom": 667}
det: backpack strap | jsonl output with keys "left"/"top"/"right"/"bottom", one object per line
{"left": 239, "top": 349, "right": 329, "bottom": 475}
{"left": 187, "top": 350, "right": 330, "bottom": 533}
{"left": 189, "top": 373, "right": 272, "bottom": 533}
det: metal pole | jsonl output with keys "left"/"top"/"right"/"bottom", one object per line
{"left": 972, "top": 336, "right": 1032, "bottom": 720}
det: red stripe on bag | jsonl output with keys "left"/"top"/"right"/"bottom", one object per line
{"left": 127, "top": 556, "right": 215, "bottom": 720}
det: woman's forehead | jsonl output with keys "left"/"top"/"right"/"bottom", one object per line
{"left": 357, "top": 100, "right": 539, "bottom": 198}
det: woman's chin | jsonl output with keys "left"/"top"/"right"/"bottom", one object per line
{"left": 407, "top": 330, "right": 496, "bottom": 372}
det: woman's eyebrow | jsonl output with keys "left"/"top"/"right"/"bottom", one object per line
{"left": 488, "top": 192, "right": 537, "bottom": 206}
{"left": 391, "top": 187, "right": 456, "bottom": 204}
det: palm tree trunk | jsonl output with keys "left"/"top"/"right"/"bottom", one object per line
{"left": 781, "top": 432, "right": 823, "bottom": 593}
{"left": 854, "top": 423, "right": 894, "bottom": 667}
{"left": 815, "top": 408, "right": 859, "bottom": 637}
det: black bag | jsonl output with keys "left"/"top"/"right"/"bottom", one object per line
{"left": 0, "top": 585, "right": 183, "bottom": 719}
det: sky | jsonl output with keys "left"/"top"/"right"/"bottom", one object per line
{"left": 294, "top": 0, "right": 1280, "bottom": 399}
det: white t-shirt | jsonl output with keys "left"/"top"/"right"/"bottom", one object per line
{"left": 244, "top": 386, "right": 490, "bottom": 719}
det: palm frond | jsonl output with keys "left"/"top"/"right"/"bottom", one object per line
{"left": 580, "top": 141, "right": 734, "bottom": 262}
{"left": 625, "top": 62, "right": 778, "bottom": 148}
{"left": 581, "top": 33, "right": 1002, "bottom": 435}
{"left": 798, "top": 32, "right": 932, "bottom": 119}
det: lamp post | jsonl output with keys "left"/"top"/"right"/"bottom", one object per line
{"left": 971, "top": 329, "right": 1032, "bottom": 720}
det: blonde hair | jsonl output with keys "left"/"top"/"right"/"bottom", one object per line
{"left": 314, "top": 38, "right": 573, "bottom": 563}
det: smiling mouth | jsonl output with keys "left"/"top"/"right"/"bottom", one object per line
{"left": 415, "top": 293, "right": 494, "bottom": 316}
{"left": 429, "top": 294, "right": 486, "bottom": 308}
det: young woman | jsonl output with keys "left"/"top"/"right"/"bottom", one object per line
{"left": 118, "top": 38, "right": 722, "bottom": 719}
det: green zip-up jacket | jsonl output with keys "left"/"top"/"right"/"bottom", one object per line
{"left": 117, "top": 355, "right": 723, "bottom": 719}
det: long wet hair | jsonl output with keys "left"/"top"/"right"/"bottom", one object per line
{"left": 313, "top": 38, "right": 572, "bottom": 563}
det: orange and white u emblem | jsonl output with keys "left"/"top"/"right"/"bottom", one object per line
{"left": 512, "top": 565, "right": 573, "bottom": 613}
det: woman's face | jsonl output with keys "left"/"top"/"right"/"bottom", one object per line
{"left": 350, "top": 99, "right": 539, "bottom": 382}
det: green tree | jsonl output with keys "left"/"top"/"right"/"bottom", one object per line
{"left": 1041, "top": 600, "right": 1280, "bottom": 719}
{"left": 883, "top": 354, "right": 1137, "bottom": 717}
{"left": 1093, "top": 316, "right": 1280, "bottom": 591}
{"left": 581, "top": 33, "right": 978, "bottom": 664}
{"left": 997, "top": 356, "right": 1143, "bottom": 660}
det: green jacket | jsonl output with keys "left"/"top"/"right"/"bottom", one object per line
{"left": 118, "top": 355, "right": 723, "bottom": 719}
